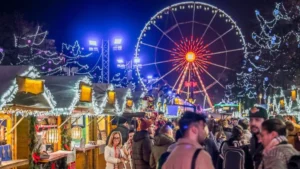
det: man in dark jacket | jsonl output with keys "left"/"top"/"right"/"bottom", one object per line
{"left": 106, "top": 116, "right": 129, "bottom": 145}
{"left": 249, "top": 104, "right": 268, "bottom": 169}
{"left": 132, "top": 118, "right": 153, "bottom": 169}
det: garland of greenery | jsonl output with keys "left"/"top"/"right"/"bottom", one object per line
{"left": 61, "top": 115, "right": 72, "bottom": 150}
{"left": 28, "top": 116, "right": 40, "bottom": 169}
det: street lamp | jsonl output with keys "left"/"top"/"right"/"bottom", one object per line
{"left": 113, "top": 38, "right": 123, "bottom": 51}
{"left": 88, "top": 40, "right": 98, "bottom": 52}
{"left": 259, "top": 93, "right": 263, "bottom": 104}
{"left": 117, "top": 58, "right": 125, "bottom": 69}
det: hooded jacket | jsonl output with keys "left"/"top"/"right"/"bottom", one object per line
{"left": 259, "top": 143, "right": 300, "bottom": 169}
{"left": 132, "top": 130, "right": 153, "bottom": 169}
{"left": 149, "top": 134, "right": 174, "bottom": 169}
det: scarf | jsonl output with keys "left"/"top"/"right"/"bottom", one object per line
{"left": 262, "top": 135, "right": 287, "bottom": 155}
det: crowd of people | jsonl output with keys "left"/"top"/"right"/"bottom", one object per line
{"left": 104, "top": 106, "right": 300, "bottom": 169}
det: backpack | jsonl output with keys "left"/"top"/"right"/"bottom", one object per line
{"left": 221, "top": 141, "right": 245, "bottom": 169}
{"left": 157, "top": 152, "right": 171, "bottom": 169}
{"left": 287, "top": 155, "right": 300, "bottom": 169}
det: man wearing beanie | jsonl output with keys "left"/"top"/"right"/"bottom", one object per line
{"left": 132, "top": 118, "right": 153, "bottom": 169}
{"left": 249, "top": 104, "right": 268, "bottom": 169}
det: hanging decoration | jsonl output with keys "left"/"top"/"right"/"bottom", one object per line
{"left": 45, "top": 128, "right": 59, "bottom": 144}
{"left": 71, "top": 126, "right": 82, "bottom": 139}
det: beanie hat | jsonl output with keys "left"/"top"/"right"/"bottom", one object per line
{"left": 249, "top": 104, "right": 268, "bottom": 120}
{"left": 140, "top": 118, "right": 152, "bottom": 131}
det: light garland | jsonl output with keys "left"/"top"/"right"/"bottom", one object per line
{"left": 0, "top": 66, "right": 56, "bottom": 115}
{"left": 13, "top": 26, "right": 64, "bottom": 75}
{"left": 237, "top": 3, "right": 300, "bottom": 99}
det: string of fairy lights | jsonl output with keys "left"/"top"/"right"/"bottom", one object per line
{"left": 236, "top": 2, "right": 300, "bottom": 115}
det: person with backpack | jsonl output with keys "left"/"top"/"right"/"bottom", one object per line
{"left": 149, "top": 124, "right": 174, "bottom": 169}
{"left": 249, "top": 105, "right": 268, "bottom": 169}
{"left": 156, "top": 130, "right": 183, "bottom": 169}
{"left": 259, "top": 118, "right": 300, "bottom": 169}
{"left": 162, "top": 111, "right": 214, "bottom": 169}
{"left": 220, "top": 125, "right": 253, "bottom": 169}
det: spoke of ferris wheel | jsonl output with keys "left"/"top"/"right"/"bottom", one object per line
{"left": 152, "top": 24, "right": 179, "bottom": 47}
{"left": 187, "top": 64, "right": 191, "bottom": 98}
{"left": 198, "top": 65, "right": 225, "bottom": 88}
{"left": 192, "top": 63, "right": 213, "bottom": 108}
{"left": 204, "top": 27, "right": 234, "bottom": 49}
{"left": 177, "top": 63, "right": 189, "bottom": 93}
{"left": 140, "top": 58, "right": 182, "bottom": 67}
{"left": 202, "top": 48, "right": 244, "bottom": 57}
{"left": 197, "top": 60, "right": 233, "bottom": 70}
{"left": 201, "top": 11, "right": 218, "bottom": 40}
{"left": 140, "top": 42, "right": 181, "bottom": 55}
{"left": 171, "top": 10, "right": 184, "bottom": 39}
{"left": 191, "top": 3, "right": 196, "bottom": 38}
{"left": 172, "top": 65, "right": 186, "bottom": 91}
{"left": 155, "top": 62, "right": 184, "bottom": 83}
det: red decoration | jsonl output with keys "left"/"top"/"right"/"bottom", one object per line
{"left": 184, "top": 81, "right": 197, "bottom": 87}
{"left": 64, "top": 144, "right": 70, "bottom": 151}
{"left": 32, "top": 153, "right": 40, "bottom": 163}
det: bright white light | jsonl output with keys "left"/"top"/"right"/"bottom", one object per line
{"left": 147, "top": 75, "right": 153, "bottom": 79}
{"left": 89, "top": 40, "right": 97, "bottom": 46}
{"left": 114, "top": 38, "right": 122, "bottom": 45}
{"left": 134, "top": 57, "right": 140, "bottom": 64}
{"left": 117, "top": 59, "right": 124, "bottom": 64}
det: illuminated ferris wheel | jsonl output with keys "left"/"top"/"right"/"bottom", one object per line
{"left": 134, "top": 1, "right": 247, "bottom": 108}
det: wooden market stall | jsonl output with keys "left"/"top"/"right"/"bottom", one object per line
{"left": 0, "top": 66, "right": 56, "bottom": 169}
{"left": 42, "top": 75, "right": 98, "bottom": 169}
{"left": 92, "top": 83, "right": 115, "bottom": 169}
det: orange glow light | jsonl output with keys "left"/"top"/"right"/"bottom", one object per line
{"left": 185, "top": 52, "right": 196, "bottom": 62}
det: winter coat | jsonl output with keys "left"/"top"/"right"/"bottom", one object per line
{"left": 259, "top": 143, "right": 300, "bottom": 169}
{"left": 156, "top": 143, "right": 177, "bottom": 169}
{"left": 150, "top": 134, "right": 174, "bottom": 169}
{"left": 107, "top": 124, "right": 129, "bottom": 145}
{"left": 243, "top": 130, "right": 252, "bottom": 144}
{"left": 250, "top": 135, "right": 263, "bottom": 169}
{"left": 223, "top": 127, "right": 232, "bottom": 140}
{"left": 203, "top": 138, "right": 219, "bottom": 168}
{"left": 162, "top": 138, "right": 214, "bottom": 169}
{"left": 132, "top": 130, "right": 153, "bottom": 169}
{"left": 104, "top": 145, "right": 126, "bottom": 169}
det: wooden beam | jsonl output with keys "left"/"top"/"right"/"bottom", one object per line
{"left": 58, "top": 116, "right": 71, "bottom": 128}
{"left": 5, "top": 116, "right": 25, "bottom": 136}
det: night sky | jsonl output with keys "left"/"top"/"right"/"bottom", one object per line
{"left": 1, "top": 0, "right": 280, "bottom": 54}
{"left": 1, "top": 0, "right": 282, "bottom": 103}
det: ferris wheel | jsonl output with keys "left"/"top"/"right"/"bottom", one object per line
{"left": 134, "top": 1, "right": 247, "bottom": 108}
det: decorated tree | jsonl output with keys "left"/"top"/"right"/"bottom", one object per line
{"left": 0, "top": 13, "right": 64, "bottom": 75}
{"left": 237, "top": 2, "right": 300, "bottom": 103}
{"left": 60, "top": 41, "right": 102, "bottom": 81}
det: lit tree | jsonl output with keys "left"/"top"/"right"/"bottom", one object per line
{"left": 0, "top": 13, "right": 63, "bottom": 75}
{"left": 237, "top": 2, "right": 300, "bottom": 101}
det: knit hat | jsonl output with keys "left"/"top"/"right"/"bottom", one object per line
{"left": 139, "top": 118, "right": 152, "bottom": 130}
{"left": 249, "top": 104, "right": 268, "bottom": 120}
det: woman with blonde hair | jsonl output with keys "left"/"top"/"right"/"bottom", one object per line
{"left": 105, "top": 131, "right": 127, "bottom": 169}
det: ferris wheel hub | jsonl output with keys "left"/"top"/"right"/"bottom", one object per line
{"left": 185, "top": 51, "right": 196, "bottom": 62}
